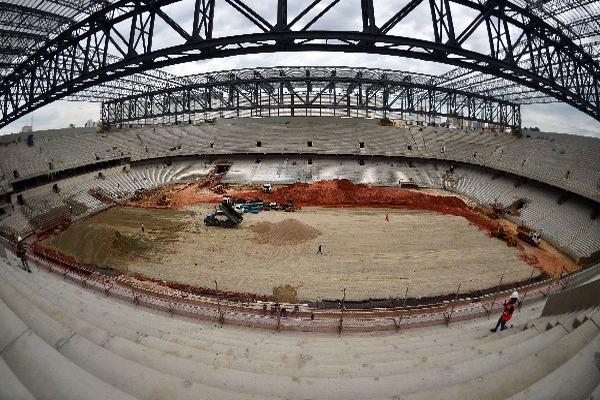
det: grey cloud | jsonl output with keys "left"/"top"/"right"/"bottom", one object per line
{"left": 0, "top": 101, "right": 100, "bottom": 136}
{"left": 521, "top": 104, "right": 600, "bottom": 138}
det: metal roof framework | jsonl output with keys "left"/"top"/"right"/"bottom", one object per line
{"left": 0, "top": 1, "right": 108, "bottom": 78}
{"left": 101, "top": 66, "right": 521, "bottom": 127}
{"left": 0, "top": 0, "right": 598, "bottom": 128}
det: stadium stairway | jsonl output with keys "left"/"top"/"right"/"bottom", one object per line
{"left": 1, "top": 244, "right": 600, "bottom": 399}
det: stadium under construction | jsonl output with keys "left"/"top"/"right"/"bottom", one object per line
{"left": 1, "top": 1, "right": 600, "bottom": 399}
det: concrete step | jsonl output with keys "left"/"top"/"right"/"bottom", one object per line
{"left": 4, "top": 263, "right": 547, "bottom": 367}
{"left": 0, "top": 249, "right": 572, "bottom": 399}
{"left": 0, "top": 295, "right": 28, "bottom": 352}
{"left": 2, "top": 329, "right": 137, "bottom": 400}
{"left": 155, "top": 317, "right": 568, "bottom": 382}
{"left": 588, "top": 381, "right": 600, "bottom": 400}
{"left": 403, "top": 318, "right": 600, "bottom": 400}
{"left": 0, "top": 356, "right": 35, "bottom": 400}
{"left": 0, "top": 271, "right": 284, "bottom": 400}
{"left": 567, "top": 308, "right": 599, "bottom": 332}
{"left": 0, "top": 265, "right": 572, "bottom": 399}
{"left": 2, "top": 262, "right": 530, "bottom": 350}
{"left": 508, "top": 330, "right": 600, "bottom": 400}
{"left": 0, "top": 291, "right": 136, "bottom": 400}
{"left": 5, "top": 263, "right": 559, "bottom": 380}
{"left": 526, "top": 311, "right": 583, "bottom": 334}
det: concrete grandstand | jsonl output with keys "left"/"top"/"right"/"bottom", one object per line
{"left": 1, "top": 116, "right": 600, "bottom": 399}
{"left": 2, "top": 1, "right": 600, "bottom": 399}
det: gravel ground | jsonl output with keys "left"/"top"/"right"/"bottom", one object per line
{"left": 44, "top": 205, "right": 555, "bottom": 301}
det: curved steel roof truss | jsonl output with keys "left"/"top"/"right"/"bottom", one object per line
{"left": 0, "top": 0, "right": 599, "bottom": 129}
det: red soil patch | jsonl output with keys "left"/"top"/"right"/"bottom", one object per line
{"left": 519, "top": 253, "right": 539, "bottom": 265}
{"left": 234, "top": 179, "right": 498, "bottom": 233}
{"left": 518, "top": 240, "right": 579, "bottom": 278}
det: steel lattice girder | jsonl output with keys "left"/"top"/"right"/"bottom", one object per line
{"left": 568, "top": 14, "right": 600, "bottom": 38}
{"left": 532, "top": 0, "right": 598, "bottom": 16}
{"left": 0, "top": 3, "right": 73, "bottom": 34}
{"left": 0, "top": 0, "right": 598, "bottom": 129}
{"left": 0, "top": 30, "right": 46, "bottom": 60}
{"left": 100, "top": 66, "right": 521, "bottom": 128}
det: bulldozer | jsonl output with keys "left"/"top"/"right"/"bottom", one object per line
{"left": 204, "top": 198, "right": 243, "bottom": 228}
{"left": 517, "top": 225, "right": 541, "bottom": 246}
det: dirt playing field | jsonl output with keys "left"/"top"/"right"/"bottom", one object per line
{"left": 41, "top": 203, "right": 570, "bottom": 302}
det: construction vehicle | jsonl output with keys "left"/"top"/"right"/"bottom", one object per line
{"left": 266, "top": 202, "right": 280, "bottom": 211}
{"left": 204, "top": 198, "right": 243, "bottom": 228}
{"left": 517, "top": 225, "right": 541, "bottom": 246}
{"left": 236, "top": 200, "right": 263, "bottom": 214}
{"left": 487, "top": 203, "right": 505, "bottom": 219}
{"left": 261, "top": 183, "right": 272, "bottom": 193}
{"left": 233, "top": 204, "right": 245, "bottom": 214}
{"left": 280, "top": 199, "right": 298, "bottom": 212}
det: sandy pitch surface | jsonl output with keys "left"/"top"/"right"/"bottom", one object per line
{"left": 57, "top": 205, "right": 537, "bottom": 301}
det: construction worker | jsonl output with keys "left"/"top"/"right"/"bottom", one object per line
{"left": 490, "top": 291, "right": 518, "bottom": 332}
{"left": 16, "top": 237, "right": 31, "bottom": 273}
{"left": 141, "top": 223, "right": 145, "bottom": 233}
{"left": 317, "top": 243, "right": 323, "bottom": 254}
{"left": 385, "top": 213, "right": 389, "bottom": 222}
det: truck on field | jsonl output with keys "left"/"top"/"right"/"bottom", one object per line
{"left": 235, "top": 199, "right": 263, "bottom": 214}
{"left": 517, "top": 225, "right": 541, "bottom": 246}
{"left": 204, "top": 198, "right": 243, "bottom": 228}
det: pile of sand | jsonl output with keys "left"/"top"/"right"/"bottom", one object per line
{"left": 44, "top": 224, "right": 146, "bottom": 267}
{"left": 250, "top": 219, "right": 320, "bottom": 246}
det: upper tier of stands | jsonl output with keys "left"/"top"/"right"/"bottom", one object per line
{"left": 1, "top": 118, "right": 599, "bottom": 201}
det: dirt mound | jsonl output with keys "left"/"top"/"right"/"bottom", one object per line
{"left": 44, "top": 224, "right": 146, "bottom": 267}
{"left": 234, "top": 179, "right": 498, "bottom": 233}
{"left": 250, "top": 219, "right": 320, "bottom": 245}
{"left": 236, "top": 179, "right": 465, "bottom": 209}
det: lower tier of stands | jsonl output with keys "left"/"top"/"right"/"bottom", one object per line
{"left": 1, "top": 242, "right": 599, "bottom": 399}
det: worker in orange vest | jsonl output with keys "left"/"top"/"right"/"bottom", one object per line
{"left": 490, "top": 291, "right": 518, "bottom": 332}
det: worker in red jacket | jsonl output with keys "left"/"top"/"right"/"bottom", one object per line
{"left": 490, "top": 291, "right": 518, "bottom": 332}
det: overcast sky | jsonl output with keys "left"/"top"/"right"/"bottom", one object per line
{"left": 1, "top": 0, "right": 599, "bottom": 138}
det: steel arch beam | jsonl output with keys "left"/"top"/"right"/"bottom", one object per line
{"left": 100, "top": 66, "right": 520, "bottom": 127}
{"left": 0, "top": 0, "right": 598, "bottom": 129}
